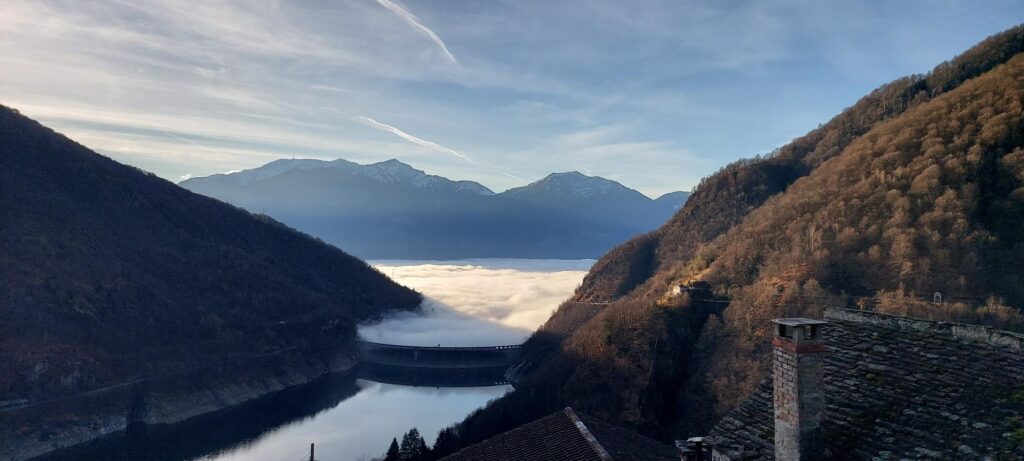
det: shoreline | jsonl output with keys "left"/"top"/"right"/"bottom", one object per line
{"left": 1, "top": 347, "right": 357, "bottom": 461}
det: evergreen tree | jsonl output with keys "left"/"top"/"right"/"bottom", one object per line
{"left": 399, "top": 431, "right": 413, "bottom": 460}
{"left": 432, "top": 427, "right": 458, "bottom": 459}
{"left": 383, "top": 438, "right": 400, "bottom": 461}
{"left": 399, "top": 428, "right": 429, "bottom": 461}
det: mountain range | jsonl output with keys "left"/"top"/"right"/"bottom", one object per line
{"left": 181, "top": 159, "right": 689, "bottom": 259}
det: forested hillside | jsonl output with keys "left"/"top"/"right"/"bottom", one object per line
{"left": 688, "top": 49, "right": 1024, "bottom": 421}
{"left": 0, "top": 105, "right": 421, "bottom": 401}
{"left": 416, "top": 24, "right": 1024, "bottom": 459}
{"left": 576, "top": 24, "right": 1024, "bottom": 303}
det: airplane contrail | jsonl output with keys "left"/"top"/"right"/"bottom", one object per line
{"left": 356, "top": 115, "right": 475, "bottom": 164}
{"left": 356, "top": 115, "right": 524, "bottom": 182}
{"left": 374, "top": 0, "right": 458, "bottom": 64}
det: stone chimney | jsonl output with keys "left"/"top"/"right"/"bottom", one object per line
{"left": 771, "top": 318, "right": 827, "bottom": 461}
{"left": 677, "top": 437, "right": 710, "bottom": 461}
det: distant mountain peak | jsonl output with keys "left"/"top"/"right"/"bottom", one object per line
{"left": 361, "top": 158, "right": 426, "bottom": 183}
{"left": 371, "top": 159, "right": 417, "bottom": 173}
{"left": 548, "top": 171, "right": 585, "bottom": 177}
{"left": 183, "top": 157, "right": 495, "bottom": 196}
{"left": 377, "top": 158, "right": 406, "bottom": 166}
{"left": 218, "top": 158, "right": 335, "bottom": 185}
{"left": 653, "top": 190, "right": 691, "bottom": 212}
{"left": 522, "top": 171, "right": 630, "bottom": 198}
{"left": 179, "top": 153, "right": 691, "bottom": 259}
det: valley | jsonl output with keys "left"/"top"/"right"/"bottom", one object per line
{"left": 3, "top": 5, "right": 1023, "bottom": 461}
{"left": 27, "top": 260, "right": 593, "bottom": 461}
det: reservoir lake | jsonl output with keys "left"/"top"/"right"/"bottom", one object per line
{"left": 41, "top": 259, "right": 593, "bottom": 461}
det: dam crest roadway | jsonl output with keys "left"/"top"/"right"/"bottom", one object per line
{"left": 354, "top": 340, "right": 523, "bottom": 388}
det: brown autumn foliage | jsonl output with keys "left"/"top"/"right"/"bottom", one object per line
{"left": 575, "top": 24, "right": 1024, "bottom": 305}
{"left": 685, "top": 48, "right": 1024, "bottom": 431}
{"left": 871, "top": 290, "right": 1024, "bottom": 330}
{"left": 423, "top": 24, "right": 1024, "bottom": 456}
{"left": 692, "top": 52, "right": 1024, "bottom": 419}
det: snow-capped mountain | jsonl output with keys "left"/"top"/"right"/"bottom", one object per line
{"left": 505, "top": 172, "right": 639, "bottom": 198}
{"left": 186, "top": 158, "right": 494, "bottom": 195}
{"left": 501, "top": 171, "right": 647, "bottom": 201}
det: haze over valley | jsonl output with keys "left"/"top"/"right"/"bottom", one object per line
{"left": 360, "top": 260, "right": 595, "bottom": 346}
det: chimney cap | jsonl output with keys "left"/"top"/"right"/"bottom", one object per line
{"left": 772, "top": 318, "right": 827, "bottom": 327}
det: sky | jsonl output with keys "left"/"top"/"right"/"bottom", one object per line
{"left": 1, "top": 1, "right": 1022, "bottom": 196}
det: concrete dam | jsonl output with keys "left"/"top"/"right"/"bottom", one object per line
{"left": 355, "top": 340, "right": 522, "bottom": 387}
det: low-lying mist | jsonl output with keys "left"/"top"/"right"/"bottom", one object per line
{"left": 358, "top": 259, "right": 594, "bottom": 346}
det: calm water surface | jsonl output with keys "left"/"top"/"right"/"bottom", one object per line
{"left": 42, "top": 259, "right": 592, "bottom": 461}
{"left": 199, "top": 379, "right": 512, "bottom": 461}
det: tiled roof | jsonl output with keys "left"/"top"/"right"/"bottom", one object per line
{"left": 577, "top": 414, "right": 681, "bottom": 461}
{"left": 709, "top": 308, "right": 1024, "bottom": 460}
{"left": 440, "top": 408, "right": 679, "bottom": 461}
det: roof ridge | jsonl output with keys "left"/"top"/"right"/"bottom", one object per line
{"left": 563, "top": 407, "right": 614, "bottom": 461}
{"left": 824, "top": 307, "right": 1023, "bottom": 350}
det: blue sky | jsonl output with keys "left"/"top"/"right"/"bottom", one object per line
{"left": 1, "top": 1, "right": 1021, "bottom": 196}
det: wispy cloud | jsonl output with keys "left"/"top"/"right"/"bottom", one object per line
{"left": 499, "top": 171, "right": 524, "bottom": 182}
{"left": 356, "top": 115, "right": 474, "bottom": 164}
{"left": 162, "top": 130, "right": 230, "bottom": 160}
{"left": 373, "top": 0, "right": 458, "bottom": 64}
{"left": 2, "top": 0, "right": 1019, "bottom": 196}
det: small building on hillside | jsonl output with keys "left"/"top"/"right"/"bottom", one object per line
{"left": 671, "top": 281, "right": 712, "bottom": 297}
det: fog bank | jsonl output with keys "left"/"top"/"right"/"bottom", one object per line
{"left": 359, "top": 259, "right": 594, "bottom": 346}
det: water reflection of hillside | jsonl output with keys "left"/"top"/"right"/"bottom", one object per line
{"left": 36, "top": 259, "right": 578, "bottom": 461}
{"left": 36, "top": 373, "right": 362, "bottom": 461}
{"left": 36, "top": 372, "right": 513, "bottom": 461}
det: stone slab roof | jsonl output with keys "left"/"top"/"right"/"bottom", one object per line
{"left": 709, "top": 308, "right": 1024, "bottom": 460}
{"left": 440, "top": 407, "right": 679, "bottom": 461}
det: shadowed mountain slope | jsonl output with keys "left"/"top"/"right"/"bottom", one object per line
{"left": 0, "top": 105, "right": 421, "bottom": 402}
